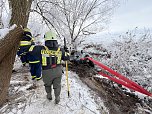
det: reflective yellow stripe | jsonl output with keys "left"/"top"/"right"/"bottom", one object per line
{"left": 41, "top": 47, "right": 62, "bottom": 65}
{"left": 41, "top": 46, "right": 49, "bottom": 66}
{"left": 29, "top": 61, "right": 40, "bottom": 63}
{"left": 36, "top": 76, "right": 42, "bottom": 80}
{"left": 64, "top": 52, "right": 70, "bottom": 58}
{"left": 41, "top": 47, "right": 60, "bottom": 55}
{"left": 42, "top": 56, "right": 47, "bottom": 66}
{"left": 20, "top": 41, "right": 31, "bottom": 46}
{"left": 24, "top": 28, "right": 31, "bottom": 32}
{"left": 56, "top": 48, "right": 60, "bottom": 55}
{"left": 49, "top": 48, "right": 62, "bottom": 64}
{"left": 41, "top": 50, "right": 50, "bottom": 55}
{"left": 26, "top": 34, "right": 32, "bottom": 39}
{"left": 29, "top": 45, "right": 35, "bottom": 51}
{"left": 22, "top": 62, "right": 26, "bottom": 65}
{"left": 32, "top": 76, "right": 36, "bottom": 78}
{"left": 56, "top": 48, "right": 61, "bottom": 64}
{"left": 57, "top": 51, "right": 62, "bottom": 64}
{"left": 30, "top": 37, "right": 34, "bottom": 42}
{"left": 44, "top": 46, "right": 49, "bottom": 50}
{"left": 67, "top": 53, "right": 70, "bottom": 56}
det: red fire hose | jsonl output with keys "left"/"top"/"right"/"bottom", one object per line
{"left": 85, "top": 57, "right": 152, "bottom": 97}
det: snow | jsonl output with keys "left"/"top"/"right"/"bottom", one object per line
{"left": 1, "top": 0, "right": 11, "bottom": 28}
{"left": 0, "top": 24, "right": 16, "bottom": 39}
{"left": 0, "top": 59, "right": 108, "bottom": 114}
{"left": 21, "top": 71, "right": 108, "bottom": 114}
{"left": 95, "top": 72, "right": 151, "bottom": 99}
{"left": 82, "top": 28, "right": 152, "bottom": 50}
{"left": 0, "top": 1, "right": 151, "bottom": 113}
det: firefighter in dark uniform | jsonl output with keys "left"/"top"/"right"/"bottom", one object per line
{"left": 27, "top": 45, "right": 43, "bottom": 81}
{"left": 17, "top": 28, "right": 42, "bottom": 81}
{"left": 17, "top": 28, "right": 34, "bottom": 66}
{"left": 41, "top": 31, "right": 69, "bottom": 104}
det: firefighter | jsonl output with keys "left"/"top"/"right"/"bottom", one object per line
{"left": 17, "top": 28, "right": 34, "bottom": 66}
{"left": 26, "top": 45, "right": 44, "bottom": 81}
{"left": 17, "top": 28, "right": 42, "bottom": 81}
{"left": 41, "top": 31, "right": 69, "bottom": 104}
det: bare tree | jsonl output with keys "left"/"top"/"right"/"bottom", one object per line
{"left": 0, "top": 0, "right": 32, "bottom": 106}
{"left": 32, "top": 0, "right": 117, "bottom": 49}
{"left": 104, "top": 29, "right": 152, "bottom": 77}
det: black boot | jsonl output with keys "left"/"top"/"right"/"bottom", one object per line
{"left": 55, "top": 96, "right": 60, "bottom": 104}
{"left": 47, "top": 93, "right": 52, "bottom": 100}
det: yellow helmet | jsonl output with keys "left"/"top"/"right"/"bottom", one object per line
{"left": 44, "top": 31, "right": 57, "bottom": 41}
{"left": 23, "top": 28, "right": 31, "bottom": 32}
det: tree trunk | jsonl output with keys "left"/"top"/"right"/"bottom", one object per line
{"left": 0, "top": 0, "right": 32, "bottom": 106}
{"left": 9, "top": 0, "right": 32, "bottom": 27}
{"left": 0, "top": 27, "right": 23, "bottom": 106}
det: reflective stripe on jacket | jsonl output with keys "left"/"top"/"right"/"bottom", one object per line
{"left": 27, "top": 45, "right": 42, "bottom": 64}
{"left": 41, "top": 47, "right": 62, "bottom": 66}
{"left": 20, "top": 41, "right": 31, "bottom": 46}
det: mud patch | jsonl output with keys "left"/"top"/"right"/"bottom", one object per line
{"left": 69, "top": 63, "right": 152, "bottom": 114}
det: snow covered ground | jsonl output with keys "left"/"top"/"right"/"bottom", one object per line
{"left": 23, "top": 72, "right": 108, "bottom": 114}
{"left": 0, "top": 59, "right": 108, "bottom": 114}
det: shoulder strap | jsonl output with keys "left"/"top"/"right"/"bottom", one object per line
{"left": 55, "top": 48, "right": 60, "bottom": 55}
{"left": 43, "top": 46, "right": 49, "bottom": 51}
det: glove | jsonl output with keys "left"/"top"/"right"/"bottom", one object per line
{"left": 64, "top": 46, "right": 69, "bottom": 52}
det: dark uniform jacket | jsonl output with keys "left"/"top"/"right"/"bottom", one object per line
{"left": 26, "top": 40, "right": 69, "bottom": 69}
{"left": 41, "top": 40, "right": 69, "bottom": 70}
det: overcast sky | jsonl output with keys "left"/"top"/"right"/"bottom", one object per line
{"left": 106, "top": 0, "right": 152, "bottom": 33}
